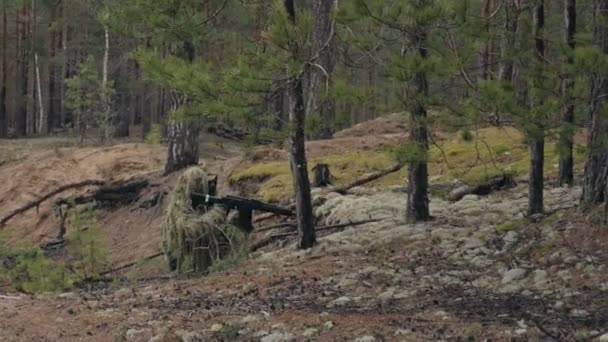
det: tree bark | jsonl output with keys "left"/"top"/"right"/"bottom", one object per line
{"left": 164, "top": 118, "right": 200, "bottom": 175}
{"left": 480, "top": 0, "right": 496, "bottom": 80}
{"left": 0, "top": 0, "right": 7, "bottom": 138}
{"left": 32, "top": 0, "right": 45, "bottom": 134}
{"left": 15, "top": 5, "right": 30, "bottom": 136}
{"left": 288, "top": 77, "right": 316, "bottom": 248}
{"left": 528, "top": 0, "right": 546, "bottom": 215}
{"left": 582, "top": 0, "right": 608, "bottom": 205}
{"left": 101, "top": 25, "right": 111, "bottom": 141}
{"left": 47, "top": 3, "right": 60, "bottom": 132}
{"left": 406, "top": 32, "right": 431, "bottom": 224}
{"left": 311, "top": 0, "right": 336, "bottom": 139}
{"left": 499, "top": 0, "right": 521, "bottom": 82}
{"left": 558, "top": 0, "right": 577, "bottom": 187}
{"left": 285, "top": 0, "right": 316, "bottom": 249}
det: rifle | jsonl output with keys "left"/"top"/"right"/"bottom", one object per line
{"left": 190, "top": 193, "right": 294, "bottom": 232}
{"left": 191, "top": 193, "right": 293, "bottom": 216}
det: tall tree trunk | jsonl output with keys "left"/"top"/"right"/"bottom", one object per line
{"left": 582, "top": 0, "right": 608, "bottom": 205}
{"left": 480, "top": 0, "right": 496, "bottom": 80}
{"left": 0, "top": 0, "right": 7, "bottom": 138}
{"left": 406, "top": 32, "right": 431, "bottom": 223}
{"left": 47, "top": 4, "right": 59, "bottom": 132}
{"left": 164, "top": 40, "right": 200, "bottom": 174}
{"left": 558, "top": 0, "right": 577, "bottom": 187}
{"left": 311, "top": 0, "right": 336, "bottom": 139}
{"left": 101, "top": 25, "right": 111, "bottom": 141}
{"left": 15, "top": 5, "right": 30, "bottom": 136}
{"left": 33, "top": 0, "right": 44, "bottom": 134}
{"left": 59, "top": 6, "right": 69, "bottom": 127}
{"left": 165, "top": 116, "right": 199, "bottom": 174}
{"left": 499, "top": 0, "right": 521, "bottom": 82}
{"left": 284, "top": 0, "right": 316, "bottom": 249}
{"left": 528, "top": 0, "right": 546, "bottom": 215}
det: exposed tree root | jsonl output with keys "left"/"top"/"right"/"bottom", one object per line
{"left": 0, "top": 179, "right": 106, "bottom": 227}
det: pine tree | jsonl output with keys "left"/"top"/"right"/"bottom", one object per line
{"left": 582, "top": 0, "right": 608, "bottom": 205}
{"left": 558, "top": 0, "right": 577, "bottom": 187}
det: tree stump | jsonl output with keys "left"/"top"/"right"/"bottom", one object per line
{"left": 312, "top": 163, "right": 332, "bottom": 187}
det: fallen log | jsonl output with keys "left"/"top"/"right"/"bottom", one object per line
{"left": 99, "top": 252, "right": 164, "bottom": 276}
{"left": 0, "top": 179, "right": 106, "bottom": 227}
{"left": 251, "top": 218, "right": 386, "bottom": 252}
{"left": 447, "top": 174, "right": 516, "bottom": 202}
{"left": 252, "top": 163, "right": 404, "bottom": 224}
{"left": 331, "top": 163, "right": 404, "bottom": 195}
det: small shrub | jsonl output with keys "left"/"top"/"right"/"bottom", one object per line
{"left": 67, "top": 204, "right": 109, "bottom": 281}
{"left": 145, "top": 124, "right": 164, "bottom": 144}
{"left": 0, "top": 234, "right": 73, "bottom": 293}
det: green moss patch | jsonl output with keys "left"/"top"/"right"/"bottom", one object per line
{"left": 230, "top": 127, "right": 586, "bottom": 203}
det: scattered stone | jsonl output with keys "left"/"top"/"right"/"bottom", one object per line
{"left": 533, "top": 269, "right": 549, "bottom": 287}
{"left": 114, "top": 288, "right": 133, "bottom": 300}
{"left": 378, "top": 288, "right": 395, "bottom": 302}
{"left": 323, "top": 321, "right": 335, "bottom": 330}
{"left": 502, "top": 268, "right": 526, "bottom": 284}
{"left": 241, "top": 315, "right": 260, "bottom": 324}
{"left": 395, "top": 329, "right": 411, "bottom": 336}
{"left": 302, "top": 328, "right": 319, "bottom": 337}
{"left": 210, "top": 324, "right": 224, "bottom": 332}
{"left": 569, "top": 309, "right": 590, "bottom": 317}
{"left": 599, "top": 333, "right": 608, "bottom": 342}
{"left": 125, "top": 328, "right": 146, "bottom": 341}
{"left": 254, "top": 331, "right": 269, "bottom": 338}
{"left": 331, "top": 296, "right": 351, "bottom": 306}
{"left": 261, "top": 332, "right": 295, "bottom": 342}
{"left": 355, "top": 336, "right": 377, "bottom": 342}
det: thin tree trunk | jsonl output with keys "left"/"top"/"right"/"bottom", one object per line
{"left": 47, "top": 3, "right": 59, "bottom": 132}
{"left": 499, "top": 0, "right": 521, "bottom": 82}
{"left": 285, "top": 0, "right": 316, "bottom": 249}
{"left": 101, "top": 25, "right": 111, "bottom": 141}
{"left": 528, "top": 0, "right": 546, "bottom": 215}
{"left": 59, "top": 6, "right": 68, "bottom": 127}
{"left": 32, "top": 0, "right": 45, "bottom": 134}
{"left": 164, "top": 38, "right": 200, "bottom": 174}
{"left": 0, "top": 0, "right": 7, "bottom": 138}
{"left": 310, "top": 0, "right": 336, "bottom": 139}
{"left": 406, "top": 32, "right": 431, "bottom": 223}
{"left": 582, "top": 0, "right": 608, "bottom": 205}
{"left": 15, "top": 5, "right": 30, "bottom": 136}
{"left": 480, "top": 0, "right": 496, "bottom": 80}
{"left": 558, "top": 0, "right": 577, "bottom": 187}
{"left": 164, "top": 118, "right": 199, "bottom": 174}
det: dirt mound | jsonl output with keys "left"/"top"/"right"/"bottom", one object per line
{"left": 0, "top": 144, "right": 166, "bottom": 256}
{"left": 334, "top": 113, "right": 407, "bottom": 138}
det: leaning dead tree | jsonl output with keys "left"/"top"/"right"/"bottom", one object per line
{"left": 0, "top": 179, "right": 106, "bottom": 227}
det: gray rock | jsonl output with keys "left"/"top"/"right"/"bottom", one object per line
{"left": 210, "top": 324, "right": 224, "bottom": 332}
{"left": 323, "top": 321, "right": 335, "bottom": 330}
{"left": 599, "top": 333, "right": 608, "bottom": 342}
{"left": 241, "top": 315, "right": 260, "bottom": 323}
{"left": 569, "top": 309, "right": 590, "bottom": 317}
{"left": 533, "top": 269, "right": 548, "bottom": 287}
{"left": 302, "top": 328, "right": 318, "bottom": 337}
{"left": 126, "top": 329, "right": 146, "bottom": 341}
{"left": 502, "top": 268, "right": 526, "bottom": 284}
{"left": 331, "top": 296, "right": 351, "bottom": 306}
{"left": 355, "top": 336, "right": 377, "bottom": 342}
{"left": 261, "top": 332, "right": 295, "bottom": 342}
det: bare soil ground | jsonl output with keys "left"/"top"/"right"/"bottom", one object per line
{"left": 0, "top": 120, "right": 606, "bottom": 341}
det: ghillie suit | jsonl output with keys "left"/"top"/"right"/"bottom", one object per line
{"left": 161, "top": 167, "right": 247, "bottom": 273}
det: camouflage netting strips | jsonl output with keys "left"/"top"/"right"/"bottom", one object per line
{"left": 161, "top": 167, "right": 247, "bottom": 273}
